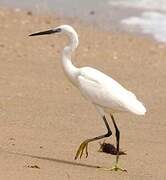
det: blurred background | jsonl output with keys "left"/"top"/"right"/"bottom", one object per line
{"left": 1, "top": 0, "right": 166, "bottom": 42}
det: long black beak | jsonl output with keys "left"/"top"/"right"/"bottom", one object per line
{"left": 29, "top": 28, "right": 61, "bottom": 36}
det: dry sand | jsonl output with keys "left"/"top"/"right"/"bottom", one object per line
{"left": 0, "top": 7, "right": 165, "bottom": 180}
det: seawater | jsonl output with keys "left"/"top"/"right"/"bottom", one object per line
{"left": 110, "top": 0, "right": 166, "bottom": 42}
{"left": 1, "top": 0, "right": 166, "bottom": 42}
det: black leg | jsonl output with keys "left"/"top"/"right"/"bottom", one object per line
{"left": 75, "top": 116, "right": 112, "bottom": 159}
{"left": 107, "top": 114, "right": 126, "bottom": 171}
{"left": 91, "top": 116, "right": 112, "bottom": 140}
{"left": 110, "top": 115, "right": 120, "bottom": 154}
{"left": 99, "top": 115, "right": 127, "bottom": 172}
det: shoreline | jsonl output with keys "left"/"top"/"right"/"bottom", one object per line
{"left": 1, "top": 5, "right": 160, "bottom": 41}
{"left": 1, "top": 2, "right": 165, "bottom": 43}
{"left": 1, "top": 1, "right": 166, "bottom": 43}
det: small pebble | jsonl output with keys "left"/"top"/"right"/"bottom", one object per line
{"left": 9, "top": 137, "right": 15, "bottom": 141}
{"left": 27, "top": 11, "right": 33, "bottom": 16}
{"left": 89, "top": 11, "right": 95, "bottom": 15}
{"left": 26, "top": 165, "right": 40, "bottom": 169}
{"left": 0, "top": 44, "right": 4, "bottom": 48}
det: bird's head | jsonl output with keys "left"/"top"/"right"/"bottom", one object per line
{"left": 29, "top": 25, "right": 79, "bottom": 49}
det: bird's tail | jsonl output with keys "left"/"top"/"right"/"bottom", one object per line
{"left": 126, "top": 98, "right": 146, "bottom": 115}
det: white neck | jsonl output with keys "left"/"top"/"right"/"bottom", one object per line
{"left": 61, "top": 33, "right": 79, "bottom": 86}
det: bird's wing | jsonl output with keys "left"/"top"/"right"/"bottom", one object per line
{"left": 77, "top": 67, "right": 146, "bottom": 114}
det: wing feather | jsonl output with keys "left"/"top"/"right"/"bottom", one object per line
{"left": 77, "top": 67, "right": 146, "bottom": 114}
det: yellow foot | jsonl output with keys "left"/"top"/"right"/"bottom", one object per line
{"left": 109, "top": 164, "right": 127, "bottom": 172}
{"left": 99, "top": 164, "right": 127, "bottom": 172}
{"left": 74, "top": 140, "right": 89, "bottom": 160}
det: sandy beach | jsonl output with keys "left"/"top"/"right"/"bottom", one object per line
{"left": 0, "top": 7, "right": 165, "bottom": 180}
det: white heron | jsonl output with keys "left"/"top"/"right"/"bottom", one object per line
{"left": 29, "top": 25, "right": 146, "bottom": 172}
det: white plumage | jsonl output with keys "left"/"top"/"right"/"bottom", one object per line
{"left": 77, "top": 67, "right": 146, "bottom": 115}
{"left": 29, "top": 25, "right": 146, "bottom": 172}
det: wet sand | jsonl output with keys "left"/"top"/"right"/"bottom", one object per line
{"left": 0, "top": 7, "right": 165, "bottom": 180}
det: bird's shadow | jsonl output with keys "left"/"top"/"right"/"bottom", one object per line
{"left": 7, "top": 150, "right": 100, "bottom": 169}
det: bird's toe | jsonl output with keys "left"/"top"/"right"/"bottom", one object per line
{"left": 74, "top": 140, "right": 89, "bottom": 160}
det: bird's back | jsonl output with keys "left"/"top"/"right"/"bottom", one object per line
{"left": 77, "top": 67, "right": 146, "bottom": 115}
